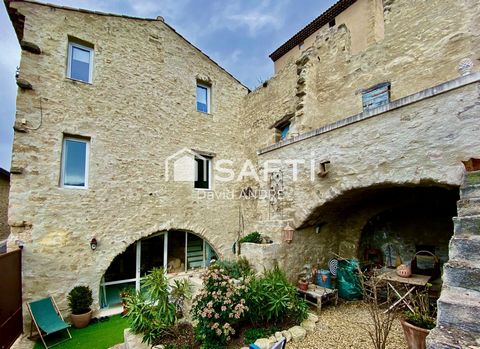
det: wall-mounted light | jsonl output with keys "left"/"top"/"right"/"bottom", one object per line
{"left": 90, "top": 238, "right": 98, "bottom": 251}
{"left": 283, "top": 223, "right": 295, "bottom": 244}
{"left": 318, "top": 160, "right": 331, "bottom": 178}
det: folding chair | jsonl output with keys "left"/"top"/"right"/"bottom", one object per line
{"left": 27, "top": 296, "right": 72, "bottom": 348}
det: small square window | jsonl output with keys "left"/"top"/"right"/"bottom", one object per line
{"left": 298, "top": 41, "right": 305, "bottom": 49}
{"left": 362, "top": 82, "right": 391, "bottom": 111}
{"left": 67, "top": 42, "right": 93, "bottom": 83}
{"left": 61, "top": 137, "right": 89, "bottom": 188}
{"left": 276, "top": 122, "right": 290, "bottom": 141}
{"left": 329, "top": 19, "right": 336, "bottom": 27}
{"left": 194, "top": 156, "right": 211, "bottom": 189}
{"left": 196, "top": 83, "right": 210, "bottom": 113}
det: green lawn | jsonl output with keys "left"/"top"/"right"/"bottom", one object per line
{"left": 33, "top": 314, "right": 129, "bottom": 349}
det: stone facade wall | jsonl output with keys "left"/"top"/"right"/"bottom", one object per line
{"left": 254, "top": 0, "right": 480, "bottom": 140}
{"left": 253, "top": 80, "right": 480, "bottom": 277}
{"left": 0, "top": 174, "right": 10, "bottom": 241}
{"left": 273, "top": 0, "right": 384, "bottom": 73}
{"left": 8, "top": 1, "right": 248, "bottom": 318}
{"left": 6, "top": 0, "right": 480, "bottom": 329}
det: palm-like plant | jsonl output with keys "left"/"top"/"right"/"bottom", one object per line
{"left": 125, "top": 268, "right": 176, "bottom": 344}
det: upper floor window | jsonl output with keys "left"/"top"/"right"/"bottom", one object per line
{"left": 194, "top": 155, "right": 211, "bottom": 190}
{"left": 277, "top": 122, "right": 290, "bottom": 141}
{"left": 61, "top": 137, "right": 89, "bottom": 188}
{"left": 196, "top": 83, "right": 210, "bottom": 113}
{"left": 298, "top": 41, "right": 305, "bottom": 49}
{"left": 67, "top": 42, "right": 94, "bottom": 83}
{"left": 362, "top": 82, "right": 390, "bottom": 111}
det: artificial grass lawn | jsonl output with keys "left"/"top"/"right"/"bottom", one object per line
{"left": 33, "top": 314, "right": 129, "bottom": 349}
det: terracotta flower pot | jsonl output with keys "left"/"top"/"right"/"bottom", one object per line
{"left": 298, "top": 281, "right": 308, "bottom": 291}
{"left": 401, "top": 319, "right": 429, "bottom": 349}
{"left": 70, "top": 310, "right": 92, "bottom": 328}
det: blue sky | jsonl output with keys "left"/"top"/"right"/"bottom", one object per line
{"left": 0, "top": 0, "right": 336, "bottom": 171}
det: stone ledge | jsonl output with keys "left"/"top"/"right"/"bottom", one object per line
{"left": 258, "top": 72, "right": 480, "bottom": 155}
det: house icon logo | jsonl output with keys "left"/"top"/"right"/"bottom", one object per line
{"left": 165, "top": 148, "right": 208, "bottom": 182}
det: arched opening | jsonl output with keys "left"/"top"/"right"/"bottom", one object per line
{"left": 99, "top": 230, "right": 218, "bottom": 309}
{"left": 358, "top": 187, "right": 457, "bottom": 269}
{"left": 290, "top": 185, "right": 459, "bottom": 281}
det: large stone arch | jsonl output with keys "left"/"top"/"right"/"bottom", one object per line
{"left": 274, "top": 180, "right": 460, "bottom": 280}
{"left": 293, "top": 169, "right": 465, "bottom": 229}
{"left": 90, "top": 220, "right": 225, "bottom": 311}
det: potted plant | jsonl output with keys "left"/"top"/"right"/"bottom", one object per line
{"left": 68, "top": 285, "right": 93, "bottom": 328}
{"left": 400, "top": 286, "right": 436, "bottom": 349}
{"left": 119, "top": 288, "right": 133, "bottom": 316}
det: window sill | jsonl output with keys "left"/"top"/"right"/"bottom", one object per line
{"left": 60, "top": 185, "right": 88, "bottom": 190}
{"left": 195, "top": 110, "right": 212, "bottom": 116}
{"left": 194, "top": 188, "right": 213, "bottom": 191}
{"left": 65, "top": 77, "right": 93, "bottom": 85}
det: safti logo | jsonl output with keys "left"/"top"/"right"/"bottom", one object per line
{"left": 165, "top": 148, "right": 327, "bottom": 183}
{"left": 164, "top": 148, "right": 208, "bottom": 182}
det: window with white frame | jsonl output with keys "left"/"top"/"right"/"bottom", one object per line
{"left": 196, "top": 83, "right": 210, "bottom": 113}
{"left": 61, "top": 137, "right": 89, "bottom": 188}
{"left": 67, "top": 42, "right": 94, "bottom": 83}
{"left": 194, "top": 155, "right": 211, "bottom": 189}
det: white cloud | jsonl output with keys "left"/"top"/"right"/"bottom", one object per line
{"left": 205, "top": 0, "right": 291, "bottom": 37}
{"left": 227, "top": 12, "right": 281, "bottom": 35}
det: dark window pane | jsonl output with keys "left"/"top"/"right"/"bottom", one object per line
{"left": 64, "top": 139, "right": 87, "bottom": 187}
{"left": 194, "top": 157, "right": 210, "bottom": 189}
{"left": 70, "top": 46, "right": 91, "bottom": 82}
{"left": 104, "top": 243, "right": 136, "bottom": 282}
{"left": 140, "top": 235, "right": 165, "bottom": 276}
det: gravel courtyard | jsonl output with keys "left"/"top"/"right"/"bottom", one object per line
{"left": 289, "top": 301, "right": 408, "bottom": 349}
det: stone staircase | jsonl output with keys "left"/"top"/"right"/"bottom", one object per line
{"left": 427, "top": 171, "right": 480, "bottom": 348}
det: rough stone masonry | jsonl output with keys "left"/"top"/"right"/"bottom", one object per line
{"left": 4, "top": 0, "right": 480, "bottom": 346}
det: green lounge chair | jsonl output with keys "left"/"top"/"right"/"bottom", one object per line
{"left": 27, "top": 297, "right": 72, "bottom": 348}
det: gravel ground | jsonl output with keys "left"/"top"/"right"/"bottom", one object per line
{"left": 289, "top": 301, "right": 409, "bottom": 349}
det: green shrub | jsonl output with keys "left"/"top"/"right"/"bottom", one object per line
{"left": 246, "top": 265, "right": 308, "bottom": 325}
{"left": 125, "top": 268, "right": 176, "bottom": 344}
{"left": 171, "top": 278, "right": 193, "bottom": 317}
{"left": 214, "top": 257, "right": 252, "bottom": 279}
{"left": 239, "top": 232, "right": 262, "bottom": 244}
{"left": 243, "top": 326, "right": 278, "bottom": 344}
{"left": 404, "top": 286, "right": 436, "bottom": 330}
{"left": 192, "top": 266, "right": 249, "bottom": 348}
{"left": 68, "top": 286, "right": 93, "bottom": 315}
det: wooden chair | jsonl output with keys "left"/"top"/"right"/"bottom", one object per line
{"left": 27, "top": 296, "right": 72, "bottom": 348}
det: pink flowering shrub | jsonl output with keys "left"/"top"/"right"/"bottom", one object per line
{"left": 192, "top": 266, "right": 249, "bottom": 348}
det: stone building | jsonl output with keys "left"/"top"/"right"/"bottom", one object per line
{"left": 0, "top": 168, "right": 10, "bottom": 246}
{"left": 5, "top": 0, "right": 480, "bottom": 347}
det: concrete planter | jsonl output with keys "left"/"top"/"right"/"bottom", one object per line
{"left": 240, "top": 242, "right": 282, "bottom": 273}
{"left": 401, "top": 319, "right": 429, "bottom": 349}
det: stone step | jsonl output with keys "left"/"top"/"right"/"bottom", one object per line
{"left": 460, "top": 184, "right": 480, "bottom": 199}
{"left": 457, "top": 197, "right": 480, "bottom": 216}
{"left": 427, "top": 326, "right": 480, "bottom": 349}
{"left": 453, "top": 215, "right": 480, "bottom": 236}
{"left": 449, "top": 235, "right": 480, "bottom": 264}
{"left": 437, "top": 286, "right": 480, "bottom": 333}
{"left": 465, "top": 171, "right": 480, "bottom": 186}
{"left": 443, "top": 260, "right": 480, "bottom": 292}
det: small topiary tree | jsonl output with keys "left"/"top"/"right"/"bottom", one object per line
{"left": 68, "top": 285, "right": 93, "bottom": 315}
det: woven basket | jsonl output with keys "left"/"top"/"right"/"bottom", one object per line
{"left": 411, "top": 250, "right": 440, "bottom": 278}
